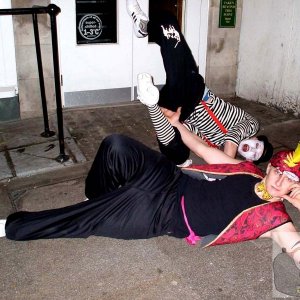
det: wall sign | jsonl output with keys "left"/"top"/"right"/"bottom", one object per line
{"left": 219, "top": 0, "right": 237, "bottom": 28}
{"left": 76, "top": 0, "right": 117, "bottom": 44}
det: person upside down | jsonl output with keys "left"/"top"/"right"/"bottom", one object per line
{"left": 126, "top": 0, "right": 273, "bottom": 166}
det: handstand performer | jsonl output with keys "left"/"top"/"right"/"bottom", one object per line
{"left": 126, "top": 0, "right": 273, "bottom": 165}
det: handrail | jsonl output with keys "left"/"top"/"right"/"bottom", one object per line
{"left": 0, "top": 4, "right": 69, "bottom": 162}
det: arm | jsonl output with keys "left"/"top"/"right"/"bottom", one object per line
{"left": 222, "top": 113, "right": 260, "bottom": 159}
{"left": 170, "top": 108, "right": 242, "bottom": 164}
{"left": 282, "top": 183, "right": 300, "bottom": 210}
{"left": 260, "top": 222, "right": 300, "bottom": 264}
{"left": 223, "top": 141, "right": 238, "bottom": 158}
{"left": 144, "top": 105, "right": 190, "bottom": 165}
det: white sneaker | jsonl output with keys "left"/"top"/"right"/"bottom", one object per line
{"left": 137, "top": 73, "right": 159, "bottom": 106}
{"left": 126, "top": 0, "right": 149, "bottom": 38}
{"left": 177, "top": 159, "right": 193, "bottom": 168}
{"left": 0, "top": 219, "right": 6, "bottom": 237}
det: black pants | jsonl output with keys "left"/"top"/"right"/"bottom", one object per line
{"left": 149, "top": 11, "right": 205, "bottom": 121}
{"left": 5, "top": 135, "right": 184, "bottom": 241}
{"left": 148, "top": 12, "right": 205, "bottom": 164}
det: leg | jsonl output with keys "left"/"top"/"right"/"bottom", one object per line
{"left": 85, "top": 134, "right": 181, "bottom": 198}
{"left": 126, "top": 3, "right": 205, "bottom": 120}
{"left": 158, "top": 127, "right": 190, "bottom": 165}
{"left": 5, "top": 135, "right": 182, "bottom": 241}
{"left": 148, "top": 12, "right": 205, "bottom": 121}
{"left": 136, "top": 83, "right": 190, "bottom": 164}
{"left": 5, "top": 185, "right": 180, "bottom": 241}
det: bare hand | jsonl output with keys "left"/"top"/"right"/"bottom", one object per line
{"left": 161, "top": 107, "right": 182, "bottom": 126}
{"left": 282, "top": 183, "right": 300, "bottom": 210}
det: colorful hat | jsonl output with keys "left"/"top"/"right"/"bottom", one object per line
{"left": 270, "top": 142, "right": 300, "bottom": 181}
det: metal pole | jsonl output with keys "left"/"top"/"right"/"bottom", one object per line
{"left": 48, "top": 4, "right": 69, "bottom": 162}
{"left": 0, "top": 5, "right": 69, "bottom": 163}
{"left": 32, "top": 13, "right": 55, "bottom": 138}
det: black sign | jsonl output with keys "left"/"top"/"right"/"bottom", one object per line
{"left": 76, "top": 0, "right": 117, "bottom": 44}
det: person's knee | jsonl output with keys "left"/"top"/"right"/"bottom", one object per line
{"left": 102, "top": 134, "right": 128, "bottom": 149}
{"left": 102, "top": 134, "right": 136, "bottom": 158}
{"left": 102, "top": 134, "right": 122, "bottom": 145}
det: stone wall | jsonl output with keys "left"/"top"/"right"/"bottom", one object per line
{"left": 12, "top": 0, "right": 55, "bottom": 119}
{"left": 205, "top": 0, "right": 242, "bottom": 98}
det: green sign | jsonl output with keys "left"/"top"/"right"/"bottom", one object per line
{"left": 219, "top": 0, "right": 237, "bottom": 28}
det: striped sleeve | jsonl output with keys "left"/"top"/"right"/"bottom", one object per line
{"left": 148, "top": 105, "right": 175, "bottom": 145}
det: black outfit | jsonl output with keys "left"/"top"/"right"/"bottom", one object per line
{"left": 181, "top": 174, "right": 263, "bottom": 235}
{"left": 148, "top": 12, "right": 205, "bottom": 122}
{"left": 146, "top": 12, "right": 260, "bottom": 166}
{"left": 6, "top": 135, "right": 187, "bottom": 240}
{"left": 147, "top": 12, "right": 204, "bottom": 164}
{"left": 5, "top": 134, "right": 264, "bottom": 241}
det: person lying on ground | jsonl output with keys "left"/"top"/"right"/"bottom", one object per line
{"left": 1, "top": 134, "right": 300, "bottom": 267}
{"left": 137, "top": 72, "right": 273, "bottom": 167}
{"left": 126, "top": 0, "right": 273, "bottom": 166}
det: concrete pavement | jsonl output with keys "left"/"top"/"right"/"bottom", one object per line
{"left": 0, "top": 98, "right": 300, "bottom": 299}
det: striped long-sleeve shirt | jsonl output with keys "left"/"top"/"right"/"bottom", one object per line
{"left": 184, "top": 89, "right": 260, "bottom": 147}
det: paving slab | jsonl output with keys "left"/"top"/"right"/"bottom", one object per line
{"left": 0, "top": 152, "right": 11, "bottom": 179}
{"left": 0, "top": 115, "right": 86, "bottom": 181}
{"left": 0, "top": 117, "right": 61, "bottom": 151}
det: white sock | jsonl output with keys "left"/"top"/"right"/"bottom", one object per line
{"left": 0, "top": 219, "right": 7, "bottom": 237}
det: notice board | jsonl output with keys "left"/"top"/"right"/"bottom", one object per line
{"left": 219, "top": 0, "right": 237, "bottom": 28}
{"left": 76, "top": 0, "right": 117, "bottom": 44}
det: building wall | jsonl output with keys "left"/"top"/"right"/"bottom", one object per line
{"left": 52, "top": 0, "right": 208, "bottom": 108}
{"left": 3, "top": 0, "right": 300, "bottom": 119}
{"left": 205, "top": 0, "right": 243, "bottom": 98}
{"left": 236, "top": 0, "right": 300, "bottom": 115}
{"left": 4, "top": 0, "right": 208, "bottom": 116}
{"left": 0, "top": 0, "right": 19, "bottom": 121}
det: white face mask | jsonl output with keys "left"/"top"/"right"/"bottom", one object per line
{"left": 238, "top": 139, "right": 264, "bottom": 161}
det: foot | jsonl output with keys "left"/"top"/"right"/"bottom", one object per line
{"left": 137, "top": 73, "right": 159, "bottom": 106}
{"left": 0, "top": 219, "right": 6, "bottom": 237}
{"left": 126, "top": 0, "right": 149, "bottom": 38}
{"left": 177, "top": 159, "right": 193, "bottom": 168}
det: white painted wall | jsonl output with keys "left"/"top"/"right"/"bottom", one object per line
{"left": 185, "top": 0, "right": 209, "bottom": 78}
{"left": 51, "top": 0, "right": 208, "bottom": 105}
{"left": 237, "top": 0, "right": 300, "bottom": 114}
{"left": 0, "top": 0, "right": 17, "bottom": 97}
{"left": 52, "top": 0, "right": 133, "bottom": 92}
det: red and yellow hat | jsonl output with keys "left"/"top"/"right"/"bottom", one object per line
{"left": 270, "top": 143, "right": 300, "bottom": 181}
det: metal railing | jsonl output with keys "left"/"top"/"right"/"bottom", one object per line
{"left": 0, "top": 4, "right": 69, "bottom": 162}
